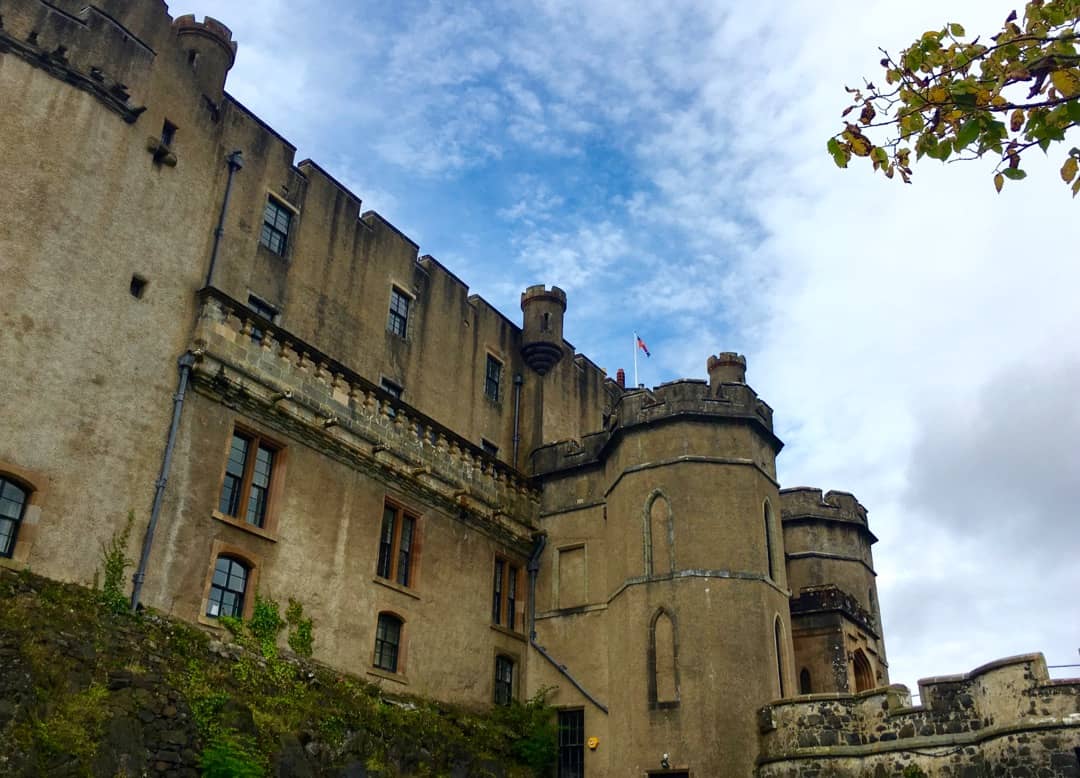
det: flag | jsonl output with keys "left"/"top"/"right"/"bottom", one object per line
{"left": 636, "top": 335, "right": 651, "bottom": 358}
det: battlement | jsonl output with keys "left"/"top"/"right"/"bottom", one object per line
{"left": 520, "top": 284, "right": 567, "bottom": 309}
{"left": 780, "top": 487, "right": 868, "bottom": 527}
{"left": 170, "top": 14, "right": 236, "bottom": 62}
{"left": 790, "top": 585, "right": 876, "bottom": 634}
{"left": 707, "top": 351, "right": 747, "bottom": 385}
{"left": 758, "top": 653, "right": 1080, "bottom": 775}
{"left": 531, "top": 375, "right": 779, "bottom": 475}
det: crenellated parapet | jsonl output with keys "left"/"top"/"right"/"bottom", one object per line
{"left": 780, "top": 488, "right": 872, "bottom": 534}
{"left": 0, "top": 0, "right": 155, "bottom": 122}
{"left": 171, "top": 14, "right": 236, "bottom": 100}
{"left": 189, "top": 289, "right": 539, "bottom": 552}
{"left": 757, "top": 653, "right": 1080, "bottom": 776}
{"left": 531, "top": 376, "right": 779, "bottom": 475}
{"left": 790, "top": 585, "right": 876, "bottom": 635}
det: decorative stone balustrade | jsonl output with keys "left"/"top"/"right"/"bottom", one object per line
{"left": 190, "top": 289, "right": 538, "bottom": 547}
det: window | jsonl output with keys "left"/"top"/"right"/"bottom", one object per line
{"left": 774, "top": 616, "right": 786, "bottom": 697}
{"left": 377, "top": 502, "right": 417, "bottom": 587}
{"left": 764, "top": 500, "right": 775, "bottom": 580}
{"left": 387, "top": 287, "right": 410, "bottom": 337}
{"left": 380, "top": 378, "right": 403, "bottom": 419}
{"left": 484, "top": 354, "right": 502, "bottom": 401}
{"left": 129, "top": 274, "right": 147, "bottom": 299}
{"left": 374, "top": 612, "right": 402, "bottom": 672}
{"left": 492, "top": 557, "right": 520, "bottom": 630}
{"left": 246, "top": 294, "right": 279, "bottom": 342}
{"left": 557, "top": 709, "right": 584, "bottom": 778}
{"left": 160, "top": 120, "right": 177, "bottom": 147}
{"left": 481, "top": 439, "right": 499, "bottom": 457}
{"left": 260, "top": 197, "right": 292, "bottom": 256}
{"left": 852, "top": 649, "right": 874, "bottom": 692}
{"left": 494, "top": 655, "right": 514, "bottom": 705}
{"left": 799, "top": 667, "right": 813, "bottom": 695}
{"left": 0, "top": 477, "right": 28, "bottom": 558}
{"left": 206, "top": 556, "right": 249, "bottom": 618}
{"left": 218, "top": 430, "right": 279, "bottom": 529}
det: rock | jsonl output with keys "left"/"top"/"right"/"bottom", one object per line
{"left": 219, "top": 698, "right": 258, "bottom": 736}
{"left": 275, "top": 733, "right": 316, "bottom": 778}
{"left": 92, "top": 715, "right": 146, "bottom": 777}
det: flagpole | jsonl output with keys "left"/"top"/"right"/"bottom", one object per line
{"left": 633, "top": 331, "right": 638, "bottom": 388}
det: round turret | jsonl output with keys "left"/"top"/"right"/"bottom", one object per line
{"left": 707, "top": 352, "right": 747, "bottom": 386}
{"left": 519, "top": 285, "right": 566, "bottom": 375}
{"left": 172, "top": 15, "right": 237, "bottom": 101}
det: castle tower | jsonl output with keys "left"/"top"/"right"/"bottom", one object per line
{"left": 780, "top": 488, "right": 888, "bottom": 695}
{"left": 519, "top": 285, "right": 566, "bottom": 375}
{"left": 172, "top": 15, "right": 237, "bottom": 102}
{"left": 530, "top": 355, "right": 791, "bottom": 776}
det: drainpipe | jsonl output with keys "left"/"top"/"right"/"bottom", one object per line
{"left": 512, "top": 373, "right": 524, "bottom": 468}
{"left": 203, "top": 149, "right": 244, "bottom": 288}
{"left": 130, "top": 351, "right": 196, "bottom": 611}
{"left": 526, "top": 534, "right": 609, "bottom": 714}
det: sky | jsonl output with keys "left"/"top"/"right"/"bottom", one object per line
{"left": 182, "top": 0, "right": 1080, "bottom": 692}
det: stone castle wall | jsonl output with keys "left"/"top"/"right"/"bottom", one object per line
{"left": 757, "top": 654, "right": 1080, "bottom": 776}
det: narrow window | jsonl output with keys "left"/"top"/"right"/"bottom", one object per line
{"left": 160, "top": 120, "right": 177, "bottom": 147}
{"left": 187, "top": 49, "right": 198, "bottom": 67}
{"left": 0, "top": 477, "right": 29, "bottom": 558}
{"left": 799, "top": 667, "right": 813, "bottom": 695}
{"left": 764, "top": 500, "right": 775, "bottom": 580}
{"left": 774, "top": 617, "right": 786, "bottom": 697}
{"left": 387, "top": 287, "right": 410, "bottom": 338}
{"left": 485, "top": 354, "right": 502, "bottom": 401}
{"left": 376, "top": 502, "right": 419, "bottom": 588}
{"left": 246, "top": 294, "right": 279, "bottom": 342}
{"left": 651, "top": 609, "right": 678, "bottom": 706}
{"left": 218, "top": 430, "right": 279, "bottom": 528}
{"left": 647, "top": 493, "right": 672, "bottom": 576}
{"left": 260, "top": 198, "right": 292, "bottom": 256}
{"left": 206, "top": 556, "right": 249, "bottom": 618}
{"left": 492, "top": 557, "right": 521, "bottom": 631}
{"left": 541, "top": 312, "right": 551, "bottom": 332}
{"left": 374, "top": 613, "right": 402, "bottom": 672}
{"left": 494, "top": 655, "right": 514, "bottom": 705}
{"left": 557, "top": 709, "right": 585, "bottom": 778}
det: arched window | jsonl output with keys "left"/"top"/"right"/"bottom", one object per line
{"left": 774, "top": 616, "right": 786, "bottom": 697}
{"left": 206, "top": 556, "right": 249, "bottom": 618}
{"left": 649, "top": 608, "right": 679, "bottom": 707}
{"left": 799, "top": 667, "right": 813, "bottom": 695}
{"left": 0, "top": 477, "right": 29, "bottom": 558}
{"left": 644, "top": 492, "right": 673, "bottom": 576}
{"left": 852, "top": 649, "right": 874, "bottom": 692}
{"left": 374, "top": 613, "right": 403, "bottom": 673}
{"left": 494, "top": 655, "right": 514, "bottom": 706}
{"left": 763, "top": 500, "right": 775, "bottom": 580}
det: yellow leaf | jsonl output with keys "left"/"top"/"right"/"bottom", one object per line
{"left": 994, "top": 173, "right": 1004, "bottom": 193}
{"left": 1050, "top": 69, "right": 1080, "bottom": 98}
{"left": 850, "top": 136, "right": 872, "bottom": 157}
{"left": 1073, "top": 178, "right": 1080, "bottom": 198}
{"left": 1063, "top": 156, "right": 1079, "bottom": 184}
{"left": 929, "top": 86, "right": 948, "bottom": 103}
{"left": 1010, "top": 109, "right": 1025, "bottom": 132}
{"left": 991, "top": 95, "right": 1006, "bottom": 107}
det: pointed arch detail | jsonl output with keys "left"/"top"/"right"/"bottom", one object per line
{"left": 648, "top": 606, "right": 680, "bottom": 708}
{"left": 642, "top": 489, "right": 674, "bottom": 577}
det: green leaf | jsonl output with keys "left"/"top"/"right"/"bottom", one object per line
{"left": 1065, "top": 100, "right": 1080, "bottom": 123}
{"left": 954, "top": 119, "right": 981, "bottom": 150}
{"left": 1002, "top": 168, "right": 1027, "bottom": 180}
{"left": 949, "top": 23, "right": 966, "bottom": 37}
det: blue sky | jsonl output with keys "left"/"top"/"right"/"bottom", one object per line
{"left": 185, "top": 0, "right": 1080, "bottom": 691}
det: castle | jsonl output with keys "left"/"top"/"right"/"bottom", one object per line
{"left": 0, "top": 1, "right": 1076, "bottom": 775}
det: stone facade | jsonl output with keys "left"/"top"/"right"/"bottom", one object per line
{"left": 0, "top": 1, "right": 1076, "bottom": 775}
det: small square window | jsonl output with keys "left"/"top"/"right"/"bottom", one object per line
{"left": 387, "top": 287, "right": 410, "bottom": 338}
{"left": 246, "top": 294, "right": 279, "bottom": 342}
{"left": 377, "top": 501, "right": 419, "bottom": 588}
{"left": 481, "top": 439, "right": 499, "bottom": 457}
{"left": 130, "top": 275, "right": 147, "bottom": 299}
{"left": 161, "top": 120, "right": 177, "bottom": 148}
{"left": 485, "top": 355, "right": 502, "bottom": 401}
{"left": 260, "top": 198, "right": 292, "bottom": 256}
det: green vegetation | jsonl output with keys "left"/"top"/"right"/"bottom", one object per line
{"left": 97, "top": 510, "right": 134, "bottom": 614}
{"left": 830, "top": 1, "right": 1080, "bottom": 194}
{"left": 0, "top": 568, "right": 553, "bottom": 777}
